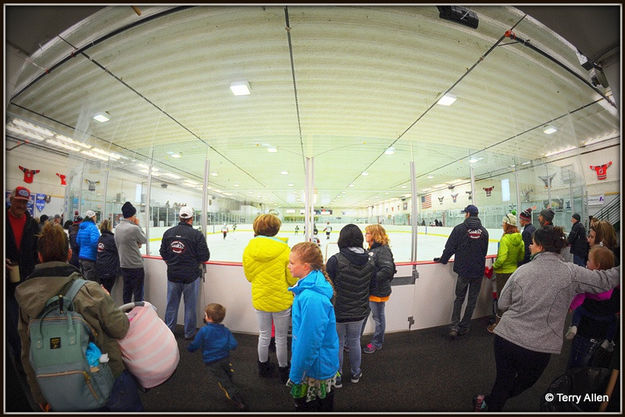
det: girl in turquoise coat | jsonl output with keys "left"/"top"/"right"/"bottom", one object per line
{"left": 286, "top": 242, "right": 340, "bottom": 411}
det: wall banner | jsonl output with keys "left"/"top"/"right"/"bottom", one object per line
{"left": 587, "top": 194, "right": 605, "bottom": 206}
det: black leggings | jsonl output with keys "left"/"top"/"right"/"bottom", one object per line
{"left": 294, "top": 391, "right": 334, "bottom": 412}
{"left": 487, "top": 335, "right": 551, "bottom": 411}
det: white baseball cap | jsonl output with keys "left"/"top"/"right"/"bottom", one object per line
{"left": 179, "top": 206, "right": 194, "bottom": 219}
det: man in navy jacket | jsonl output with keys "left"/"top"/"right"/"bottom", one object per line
{"left": 160, "top": 206, "right": 210, "bottom": 339}
{"left": 434, "top": 205, "right": 489, "bottom": 338}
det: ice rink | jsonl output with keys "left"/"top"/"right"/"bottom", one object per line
{"left": 142, "top": 224, "right": 503, "bottom": 263}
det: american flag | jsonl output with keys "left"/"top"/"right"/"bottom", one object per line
{"left": 421, "top": 194, "right": 432, "bottom": 209}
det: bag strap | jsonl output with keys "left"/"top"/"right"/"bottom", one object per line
{"left": 64, "top": 278, "right": 87, "bottom": 305}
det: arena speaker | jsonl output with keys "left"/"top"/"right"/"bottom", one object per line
{"left": 437, "top": 6, "right": 479, "bottom": 29}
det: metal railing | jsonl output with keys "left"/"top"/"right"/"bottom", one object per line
{"left": 590, "top": 196, "right": 621, "bottom": 230}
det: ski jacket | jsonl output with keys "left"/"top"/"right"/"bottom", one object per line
{"left": 439, "top": 216, "right": 489, "bottom": 278}
{"left": 242, "top": 236, "right": 298, "bottom": 312}
{"left": 326, "top": 248, "right": 374, "bottom": 323}
{"left": 160, "top": 222, "right": 210, "bottom": 283}
{"left": 96, "top": 230, "right": 120, "bottom": 279}
{"left": 288, "top": 269, "right": 339, "bottom": 384}
{"left": 492, "top": 233, "right": 525, "bottom": 274}
{"left": 76, "top": 219, "right": 100, "bottom": 261}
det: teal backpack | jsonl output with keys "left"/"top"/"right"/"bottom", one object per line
{"left": 29, "top": 278, "right": 115, "bottom": 411}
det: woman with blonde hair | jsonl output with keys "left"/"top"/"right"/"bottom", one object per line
{"left": 487, "top": 213, "right": 524, "bottom": 333}
{"left": 362, "top": 224, "right": 396, "bottom": 354}
{"left": 242, "top": 214, "right": 298, "bottom": 383}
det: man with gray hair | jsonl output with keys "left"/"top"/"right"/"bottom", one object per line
{"left": 160, "top": 206, "right": 210, "bottom": 339}
{"left": 115, "top": 202, "right": 147, "bottom": 303}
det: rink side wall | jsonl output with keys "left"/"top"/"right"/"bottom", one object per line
{"left": 108, "top": 255, "right": 498, "bottom": 335}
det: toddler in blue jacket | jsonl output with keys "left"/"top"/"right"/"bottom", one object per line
{"left": 187, "top": 303, "right": 246, "bottom": 410}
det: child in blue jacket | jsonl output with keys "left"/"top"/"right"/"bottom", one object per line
{"left": 286, "top": 242, "right": 340, "bottom": 412}
{"left": 187, "top": 303, "right": 246, "bottom": 411}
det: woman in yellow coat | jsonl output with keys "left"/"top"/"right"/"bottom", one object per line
{"left": 487, "top": 213, "right": 525, "bottom": 333}
{"left": 243, "top": 214, "right": 298, "bottom": 383}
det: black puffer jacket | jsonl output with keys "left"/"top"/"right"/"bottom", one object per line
{"left": 96, "top": 230, "right": 120, "bottom": 279}
{"left": 439, "top": 216, "right": 489, "bottom": 278}
{"left": 160, "top": 222, "right": 210, "bottom": 283}
{"left": 6, "top": 209, "right": 39, "bottom": 287}
{"left": 326, "top": 247, "right": 374, "bottom": 323}
{"left": 567, "top": 221, "right": 589, "bottom": 259}
{"left": 520, "top": 223, "right": 536, "bottom": 265}
{"left": 69, "top": 223, "right": 80, "bottom": 268}
{"left": 368, "top": 243, "right": 396, "bottom": 298}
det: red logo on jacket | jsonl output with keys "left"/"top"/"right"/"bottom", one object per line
{"left": 171, "top": 240, "right": 185, "bottom": 254}
{"left": 467, "top": 229, "right": 483, "bottom": 239}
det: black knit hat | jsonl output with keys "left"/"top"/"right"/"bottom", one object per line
{"left": 122, "top": 201, "right": 137, "bottom": 218}
{"left": 540, "top": 208, "right": 555, "bottom": 222}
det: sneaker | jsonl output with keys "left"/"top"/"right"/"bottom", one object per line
{"left": 218, "top": 383, "right": 247, "bottom": 411}
{"left": 335, "top": 374, "right": 343, "bottom": 388}
{"left": 229, "top": 393, "right": 247, "bottom": 411}
{"left": 601, "top": 339, "right": 615, "bottom": 352}
{"left": 351, "top": 371, "right": 362, "bottom": 383}
{"left": 473, "top": 394, "right": 488, "bottom": 411}
{"left": 363, "top": 343, "right": 380, "bottom": 354}
{"left": 458, "top": 328, "right": 470, "bottom": 336}
{"left": 565, "top": 325, "right": 577, "bottom": 340}
{"left": 448, "top": 329, "right": 458, "bottom": 339}
{"left": 486, "top": 323, "right": 497, "bottom": 334}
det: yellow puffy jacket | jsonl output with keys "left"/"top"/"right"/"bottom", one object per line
{"left": 242, "top": 236, "right": 298, "bottom": 312}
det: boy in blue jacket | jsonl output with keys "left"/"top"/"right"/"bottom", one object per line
{"left": 187, "top": 303, "right": 246, "bottom": 410}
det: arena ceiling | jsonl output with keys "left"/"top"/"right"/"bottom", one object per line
{"left": 5, "top": 5, "right": 620, "bottom": 208}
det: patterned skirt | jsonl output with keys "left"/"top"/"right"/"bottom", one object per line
{"left": 286, "top": 372, "right": 340, "bottom": 402}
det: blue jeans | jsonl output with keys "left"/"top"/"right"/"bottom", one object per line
{"left": 362, "top": 301, "right": 386, "bottom": 348}
{"left": 337, "top": 319, "right": 365, "bottom": 377}
{"left": 573, "top": 254, "right": 587, "bottom": 267}
{"left": 121, "top": 267, "right": 144, "bottom": 304}
{"left": 568, "top": 334, "right": 602, "bottom": 369}
{"left": 256, "top": 308, "right": 291, "bottom": 367}
{"left": 105, "top": 370, "right": 143, "bottom": 411}
{"left": 451, "top": 275, "right": 483, "bottom": 332}
{"left": 165, "top": 278, "right": 200, "bottom": 339}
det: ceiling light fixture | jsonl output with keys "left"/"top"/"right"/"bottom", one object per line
{"left": 544, "top": 145, "right": 577, "bottom": 157}
{"left": 385, "top": 147, "right": 395, "bottom": 155}
{"left": 521, "top": 161, "right": 531, "bottom": 165}
{"left": 437, "top": 93, "right": 457, "bottom": 106}
{"left": 211, "top": 172, "right": 218, "bottom": 177}
{"left": 267, "top": 147, "right": 278, "bottom": 153}
{"left": 427, "top": 175, "right": 434, "bottom": 179}
{"left": 543, "top": 126, "right": 557, "bottom": 135}
{"left": 469, "top": 157, "right": 482, "bottom": 164}
{"left": 361, "top": 171, "right": 368, "bottom": 176}
{"left": 93, "top": 112, "right": 111, "bottom": 123}
{"left": 281, "top": 171, "right": 288, "bottom": 175}
{"left": 230, "top": 81, "right": 251, "bottom": 96}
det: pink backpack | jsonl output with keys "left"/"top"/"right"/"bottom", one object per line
{"left": 117, "top": 302, "right": 179, "bottom": 389}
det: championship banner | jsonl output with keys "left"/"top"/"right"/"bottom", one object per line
{"left": 36, "top": 193, "right": 47, "bottom": 212}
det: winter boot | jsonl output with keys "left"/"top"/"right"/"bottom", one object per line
{"left": 278, "top": 366, "right": 290, "bottom": 384}
{"left": 258, "top": 360, "right": 276, "bottom": 378}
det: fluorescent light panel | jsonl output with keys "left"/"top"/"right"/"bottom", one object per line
{"left": 93, "top": 112, "right": 110, "bottom": 123}
{"left": 543, "top": 126, "right": 557, "bottom": 134}
{"left": 437, "top": 94, "right": 457, "bottom": 106}
{"left": 230, "top": 81, "right": 250, "bottom": 96}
